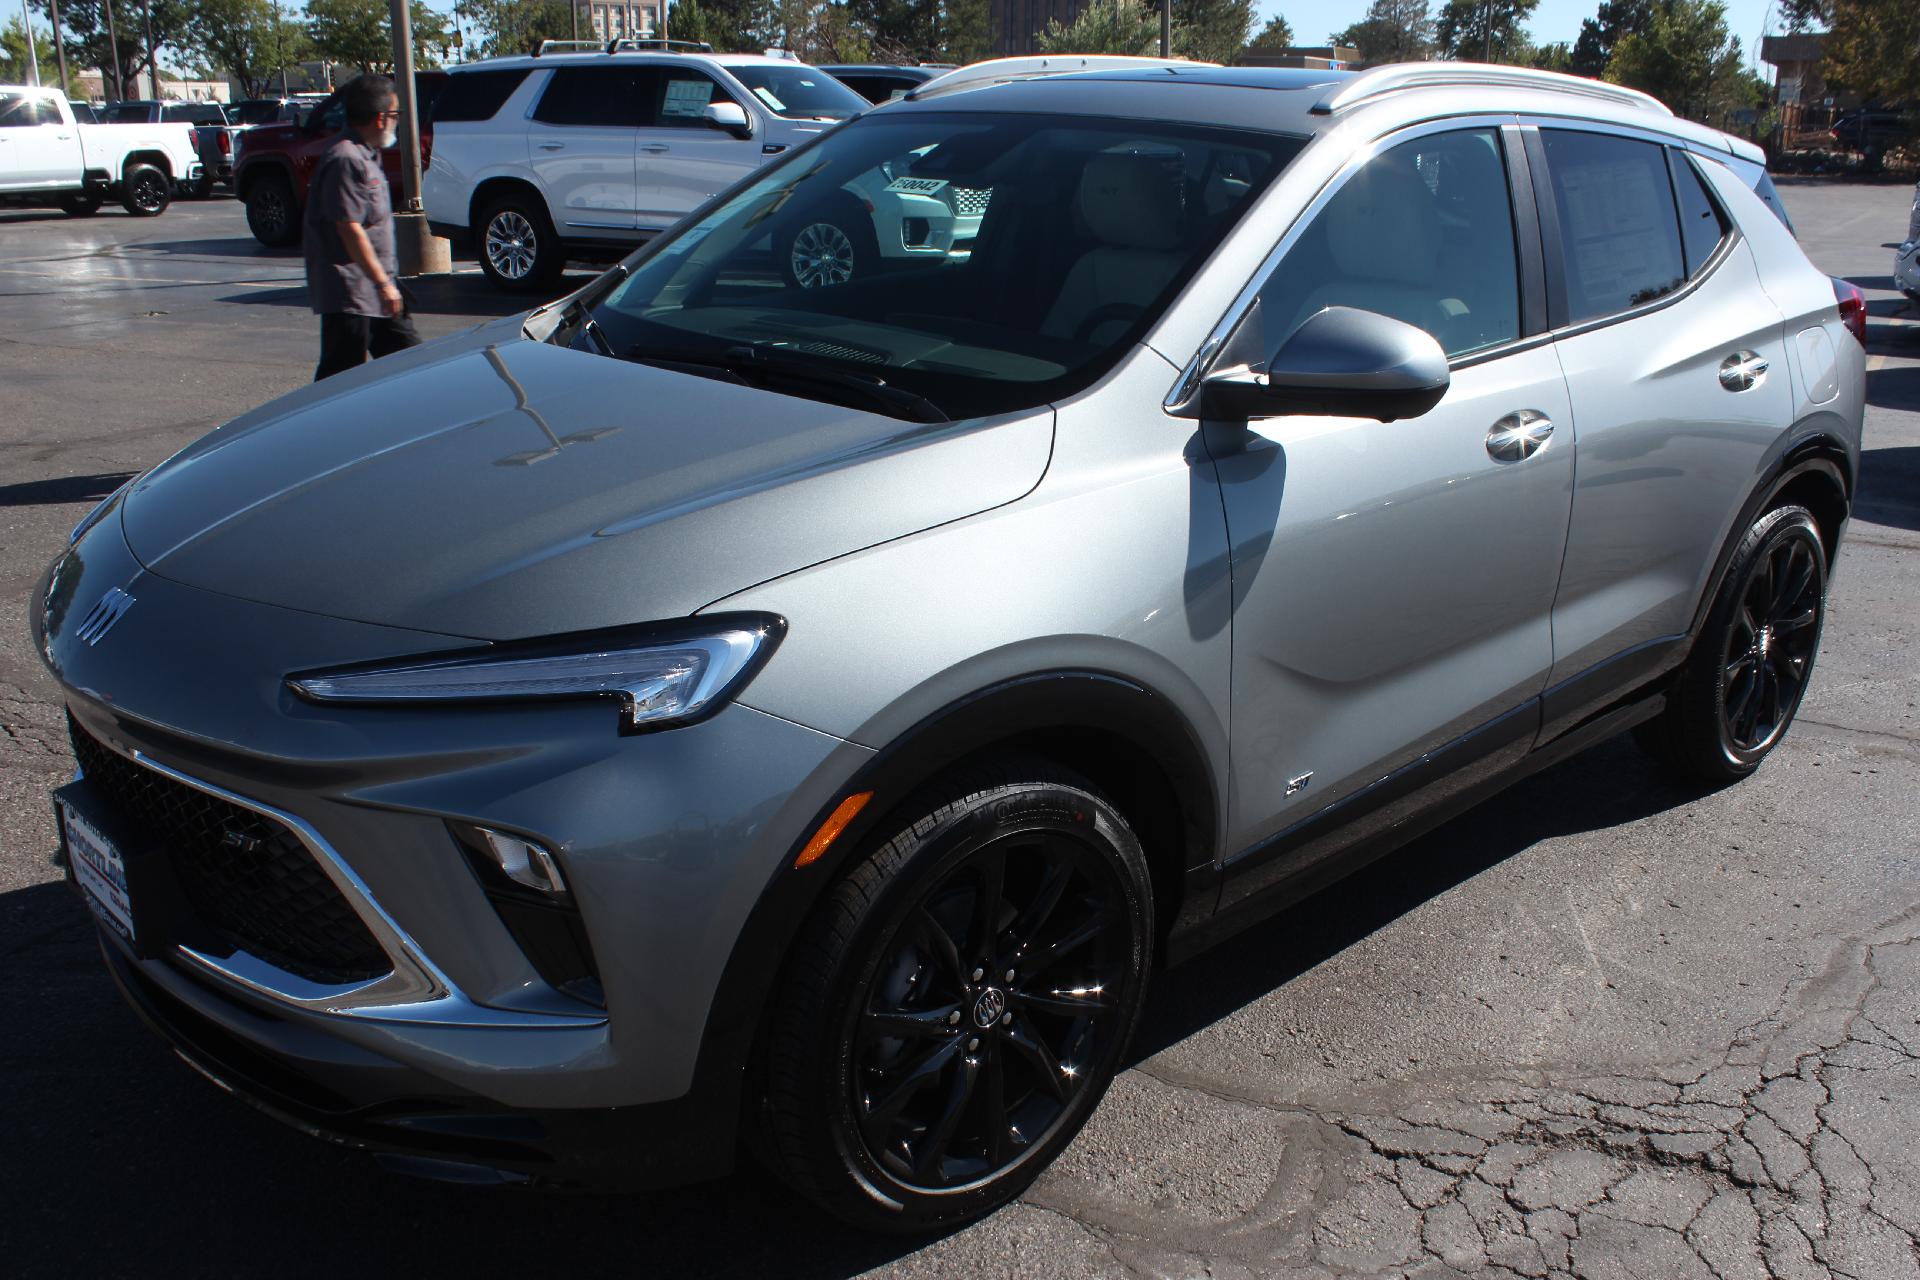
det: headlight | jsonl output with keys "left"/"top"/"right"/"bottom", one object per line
{"left": 288, "top": 615, "right": 784, "bottom": 731}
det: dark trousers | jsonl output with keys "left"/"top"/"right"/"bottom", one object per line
{"left": 315, "top": 311, "right": 423, "bottom": 381}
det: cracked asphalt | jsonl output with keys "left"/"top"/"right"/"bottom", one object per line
{"left": 1, "top": 181, "right": 1917, "bottom": 1279}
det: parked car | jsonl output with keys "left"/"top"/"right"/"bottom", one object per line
{"left": 0, "top": 85, "right": 199, "bottom": 215}
{"left": 227, "top": 97, "right": 313, "bottom": 126}
{"left": 819, "top": 63, "right": 944, "bottom": 104}
{"left": 234, "top": 73, "right": 449, "bottom": 247}
{"left": 1897, "top": 179, "right": 1920, "bottom": 303}
{"left": 38, "top": 61, "right": 1864, "bottom": 1234}
{"left": 1829, "top": 108, "right": 1913, "bottom": 166}
{"left": 422, "top": 45, "right": 866, "bottom": 289}
{"left": 96, "top": 100, "right": 240, "bottom": 196}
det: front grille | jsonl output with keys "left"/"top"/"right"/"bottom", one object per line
{"left": 68, "top": 716, "right": 391, "bottom": 985}
{"left": 949, "top": 186, "right": 992, "bottom": 217}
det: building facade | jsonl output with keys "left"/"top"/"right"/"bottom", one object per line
{"left": 582, "top": 1, "right": 664, "bottom": 42}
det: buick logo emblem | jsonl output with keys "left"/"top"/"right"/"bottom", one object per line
{"left": 971, "top": 988, "right": 1006, "bottom": 1029}
{"left": 75, "top": 587, "right": 135, "bottom": 646}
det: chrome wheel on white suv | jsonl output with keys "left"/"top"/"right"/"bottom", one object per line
{"left": 790, "top": 222, "right": 857, "bottom": 287}
{"left": 477, "top": 195, "right": 563, "bottom": 293}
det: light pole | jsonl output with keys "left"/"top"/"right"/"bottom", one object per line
{"left": 1159, "top": 0, "right": 1170, "bottom": 58}
{"left": 103, "top": 0, "right": 122, "bottom": 99}
{"left": 48, "top": 0, "right": 69, "bottom": 95}
{"left": 19, "top": 0, "right": 40, "bottom": 86}
{"left": 388, "top": 0, "right": 451, "bottom": 275}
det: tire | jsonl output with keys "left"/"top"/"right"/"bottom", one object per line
{"left": 189, "top": 173, "right": 215, "bottom": 200}
{"left": 759, "top": 763, "right": 1154, "bottom": 1233}
{"left": 120, "top": 163, "right": 171, "bottom": 217}
{"left": 59, "top": 192, "right": 102, "bottom": 217}
{"left": 476, "top": 194, "right": 564, "bottom": 293}
{"left": 777, "top": 200, "right": 878, "bottom": 289}
{"left": 1634, "top": 504, "right": 1828, "bottom": 782}
{"left": 244, "top": 170, "right": 299, "bottom": 247}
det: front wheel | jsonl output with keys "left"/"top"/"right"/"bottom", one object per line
{"left": 777, "top": 203, "right": 877, "bottom": 289}
{"left": 759, "top": 764, "right": 1153, "bottom": 1232}
{"left": 59, "top": 192, "right": 102, "bottom": 217}
{"left": 120, "top": 163, "right": 171, "bottom": 217}
{"left": 1634, "top": 504, "right": 1828, "bottom": 781}
{"left": 243, "top": 171, "right": 299, "bottom": 247}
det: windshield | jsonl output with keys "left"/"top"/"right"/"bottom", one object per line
{"left": 230, "top": 100, "right": 285, "bottom": 125}
{"left": 728, "top": 65, "right": 867, "bottom": 120}
{"left": 167, "top": 103, "right": 229, "bottom": 125}
{"left": 583, "top": 112, "right": 1300, "bottom": 419}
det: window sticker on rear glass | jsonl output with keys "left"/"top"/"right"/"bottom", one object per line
{"left": 663, "top": 78, "right": 715, "bottom": 118}
{"left": 751, "top": 86, "right": 786, "bottom": 112}
{"left": 1556, "top": 159, "right": 1670, "bottom": 307}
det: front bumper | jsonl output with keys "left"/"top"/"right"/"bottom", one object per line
{"left": 37, "top": 510, "right": 873, "bottom": 1182}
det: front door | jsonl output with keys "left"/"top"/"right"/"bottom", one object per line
{"left": 527, "top": 65, "right": 647, "bottom": 237}
{"left": 633, "top": 68, "right": 762, "bottom": 231}
{"left": 1211, "top": 125, "right": 1575, "bottom": 904}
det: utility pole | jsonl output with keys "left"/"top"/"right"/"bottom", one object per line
{"left": 48, "top": 0, "right": 70, "bottom": 95}
{"left": 142, "top": 0, "right": 157, "bottom": 98}
{"left": 388, "top": 0, "right": 451, "bottom": 276}
{"left": 1482, "top": 0, "right": 1493, "bottom": 61}
{"left": 1160, "top": 0, "right": 1171, "bottom": 58}
{"left": 103, "top": 0, "right": 122, "bottom": 99}
{"left": 20, "top": 0, "right": 40, "bottom": 85}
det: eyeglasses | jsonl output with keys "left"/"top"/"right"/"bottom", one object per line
{"left": 375, "top": 110, "right": 400, "bottom": 121}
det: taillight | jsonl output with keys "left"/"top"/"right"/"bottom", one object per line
{"left": 1833, "top": 278, "right": 1866, "bottom": 347}
{"left": 218, "top": 132, "right": 230, "bottom": 155}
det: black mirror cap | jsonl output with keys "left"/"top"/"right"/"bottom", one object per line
{"left": 1202, "top": 306, "right": 1450, "bottom": 423}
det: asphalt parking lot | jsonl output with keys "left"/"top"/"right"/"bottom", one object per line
{"left": 1, "top": 182, "right": 1917, "bottom": 1279}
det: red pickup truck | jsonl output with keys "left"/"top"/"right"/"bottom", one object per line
{"left": 234, "top": 73, "right": 448, "bottom": 247}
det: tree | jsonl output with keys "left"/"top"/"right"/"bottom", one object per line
{"left": 34, "top": 0, "right": 194, "bottom": 99}
{"left": 1034, "top": 0, "right": 1180, "bottom": 56}
{"left": 1435, "top": 0, "right": 1539, "bottom": 62}
{"left": 450, "top": 0, "right": 572, "bottom": 60}
{"left": 1604, "top": 0, "right": 1759, "bottom": 121}
{"left": 308, "top": 0, "right": 451, "bottom": 69}
{"left": 1174, "top": 0, "right": 1255, "bottom": 64}
{"left": 1330, "top": 0, "right": 1433, "bottom": 62}
{"left": 181, "top": 0, "right": 312, "bottom": 98}
{"left": 1568, "top": 0, "right": 1653, "bottom": 77}
{"left": 1823, "top": 0, "right": 1920, "bottom": 106}
{"left": 1249, "top": 12, "right": 1292, "bottom": 48}
{"left": 3, "top": 16, "right": 77, "bottom": 89}
{"left": 1528, "top": 38, "right": 1570, "bottom": 70}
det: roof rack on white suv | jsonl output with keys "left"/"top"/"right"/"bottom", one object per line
{"left": 1311, "top": 62, "right": 1671, "bottom": 117}
{"left": 908, "top": 55, "right": 1215, "bottom": 101}
{"left": 531, "top": 37, "right": 715, "bottom": 56}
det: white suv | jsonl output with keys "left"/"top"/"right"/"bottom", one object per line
{"left": 423, "top": 47, "right": 872, "bottom": 291}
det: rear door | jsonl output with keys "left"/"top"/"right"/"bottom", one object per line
{"left": 527, "top": 65, "right": 647, "bottom": 237}
{"left": 633, "top": 66, "right": 762, "bottom": 231}
{"left": 1529, "top": 125, "right": 1793, "bottom": 729}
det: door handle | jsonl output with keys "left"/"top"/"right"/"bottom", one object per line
{"left": 538, "top": 142, "right": 565, "bottom": 151}
{"left": 1486, "top": 409, "right": 1554, "bottom": 462}
{"left": 1718, "top": 350, "right": 1769, "bottom": 392}
{"left": 640, "top": 143, "right": 671, "bottom": 154}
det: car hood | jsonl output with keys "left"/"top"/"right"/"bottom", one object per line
{"left": 121, "top": 320, "right": 1052, "bottom": 640}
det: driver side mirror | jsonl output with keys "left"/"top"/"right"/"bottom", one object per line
{"left": 1199, "top": 306, "right": 1450, "bottom": 423}
{"left": 704, "top": 101, "right": 753, "bottom": 141}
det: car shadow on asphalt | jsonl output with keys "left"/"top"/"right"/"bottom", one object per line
{"left": 1854, "top": 444, "right": 1920, "bottom": 531}
{"left": 214, "top": 272, "right": 593, "bottom": 321}
{"left": 0, "top": 736, "right": 1720, "bottom": 1277}
{"left": 0, "top": 472, "right": 135, "bottom": 508}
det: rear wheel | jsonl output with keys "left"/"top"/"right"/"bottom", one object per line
{"left": 189, "top": 172, "right": 215, "bottom": 200}
{"left": 476, "top": 194, "right": 564, "bottom": 293}
{"left": 58, "top": 192, "right": 102, "bottom": 217}
{"left": 759, "top": 764, "right": 1153, "bottom": 1232}
{"left": 777, "top": 200, "right": 877, "bottom": 289}
{"left": 1634, "top": 504, "right": 1827, "bottom": 782}
{"left": 120, "top": 164, "right": 171, "bottom": 217}
{"left": 244, "top": 171, "right": 299, "bottom": 247}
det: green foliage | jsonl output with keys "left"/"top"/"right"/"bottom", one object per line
{"left": 2, "top": 16, "right": 77, "bottom": 90}
{"left": 449, "top": 0, "right": 574, "bottom": 60}
{"left": 34, "top": 0, "right": 195, "bottom": 99}
{"left": 1435, "top": 0, "right": 1539, "bottom": 63}
{"left": 1569, "top": 0, "right": 1653, "bottom": 77}
{"left": 1034, "top": 0, "right": 1175, "bottom": 56}
{"left": 1173, "top": 0, "right": 1254, "bottom": 65}
{"left": 1604, "top": 0, "right": 1760, "bottom": 122}
{"left": 306, "top": 0, "right": 451, "bottom": 70}
{"left": 1528, "top": 39, "right": 1571, "bottom": 71}
{"left": 1330, "top": 0, "right": 1433, "bottom": 63}
{"left": 180, "top": 0, "right": 312, "bottom": 97}
{"left": 1824, "top": 0, "right": 1920, "bottom": 106}
{"left": 1249, "top": 12, "right": 1292, "bottom": 48}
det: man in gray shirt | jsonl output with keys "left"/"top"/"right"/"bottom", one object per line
{"left": 305, "top": 74, "right": 421, "bottom": 380}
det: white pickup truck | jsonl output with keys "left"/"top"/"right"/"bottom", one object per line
{"left": 0, "top": 85, "right": 202, "bottom": 217}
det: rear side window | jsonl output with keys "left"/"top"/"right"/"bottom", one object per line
{"left": 1670, "top": 151, "right": 1730, "bottom": 277}
{"left": 1539, "top": 129, "right": 1686, "bottom": 323}
{"left": 533, "top": 67, "right": 652, "bottom": 127}
{"left": 32, "top": 97, "right": 65, "bottom": 126}
{"left": 432, "top": 69, "right": 529, "bottom": 123}
{"left": 0, "top": 93, "right": 37, "bottom": 127}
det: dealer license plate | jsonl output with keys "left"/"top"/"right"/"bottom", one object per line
{"left": 62, "top": 800, "right": 135, "bottom": 943}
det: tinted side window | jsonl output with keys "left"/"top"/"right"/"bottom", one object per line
{"left": 0, "top": 93, "right": 36, "bottom": 127}
{"left": 1259, "top": 127, "right": 1522, "bottom": 359}
{"left": 432, "top": 69, "right": 529, "bottom": 123}
{"left": 1540, "top": 130, "right": 1686, "bottom": 322}
{"left": 653, "top": 69, "right": 734, "bottom": 128}
{"left": 533, "top": 68, "right": 650, "bottom": 127}
{"left": 1670, "top": 151, "right": 1730, "bottom": 277}
{"left": 33, "top": 97, "right": 65, "bottom": 125}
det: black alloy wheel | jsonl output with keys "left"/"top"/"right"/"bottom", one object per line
{"left": 244, "top": 171, "right": 299, "bottom": 247}
{"left": 761, "top": 765, "right": 1152, "bottom": 1232}
{"left": 121, "top": 164, "right": 171, "bottom": 217}
{"left": 59, "top": 192, "right": 102, "bottom": 217}
{"left": 1635, "top": 504, "right": 1828, "bottom": 781}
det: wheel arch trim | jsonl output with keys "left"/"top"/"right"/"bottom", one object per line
{"left": 1689, "top": 431, "right": 1853, "bottom": 638}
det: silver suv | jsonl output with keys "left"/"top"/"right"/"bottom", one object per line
{"left": 36, "top": 62, "right": 1864, "bottom": 1231}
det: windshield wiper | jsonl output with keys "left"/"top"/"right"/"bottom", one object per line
{"left": 627, "top": 345, "right": 948, "bottom": 424}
